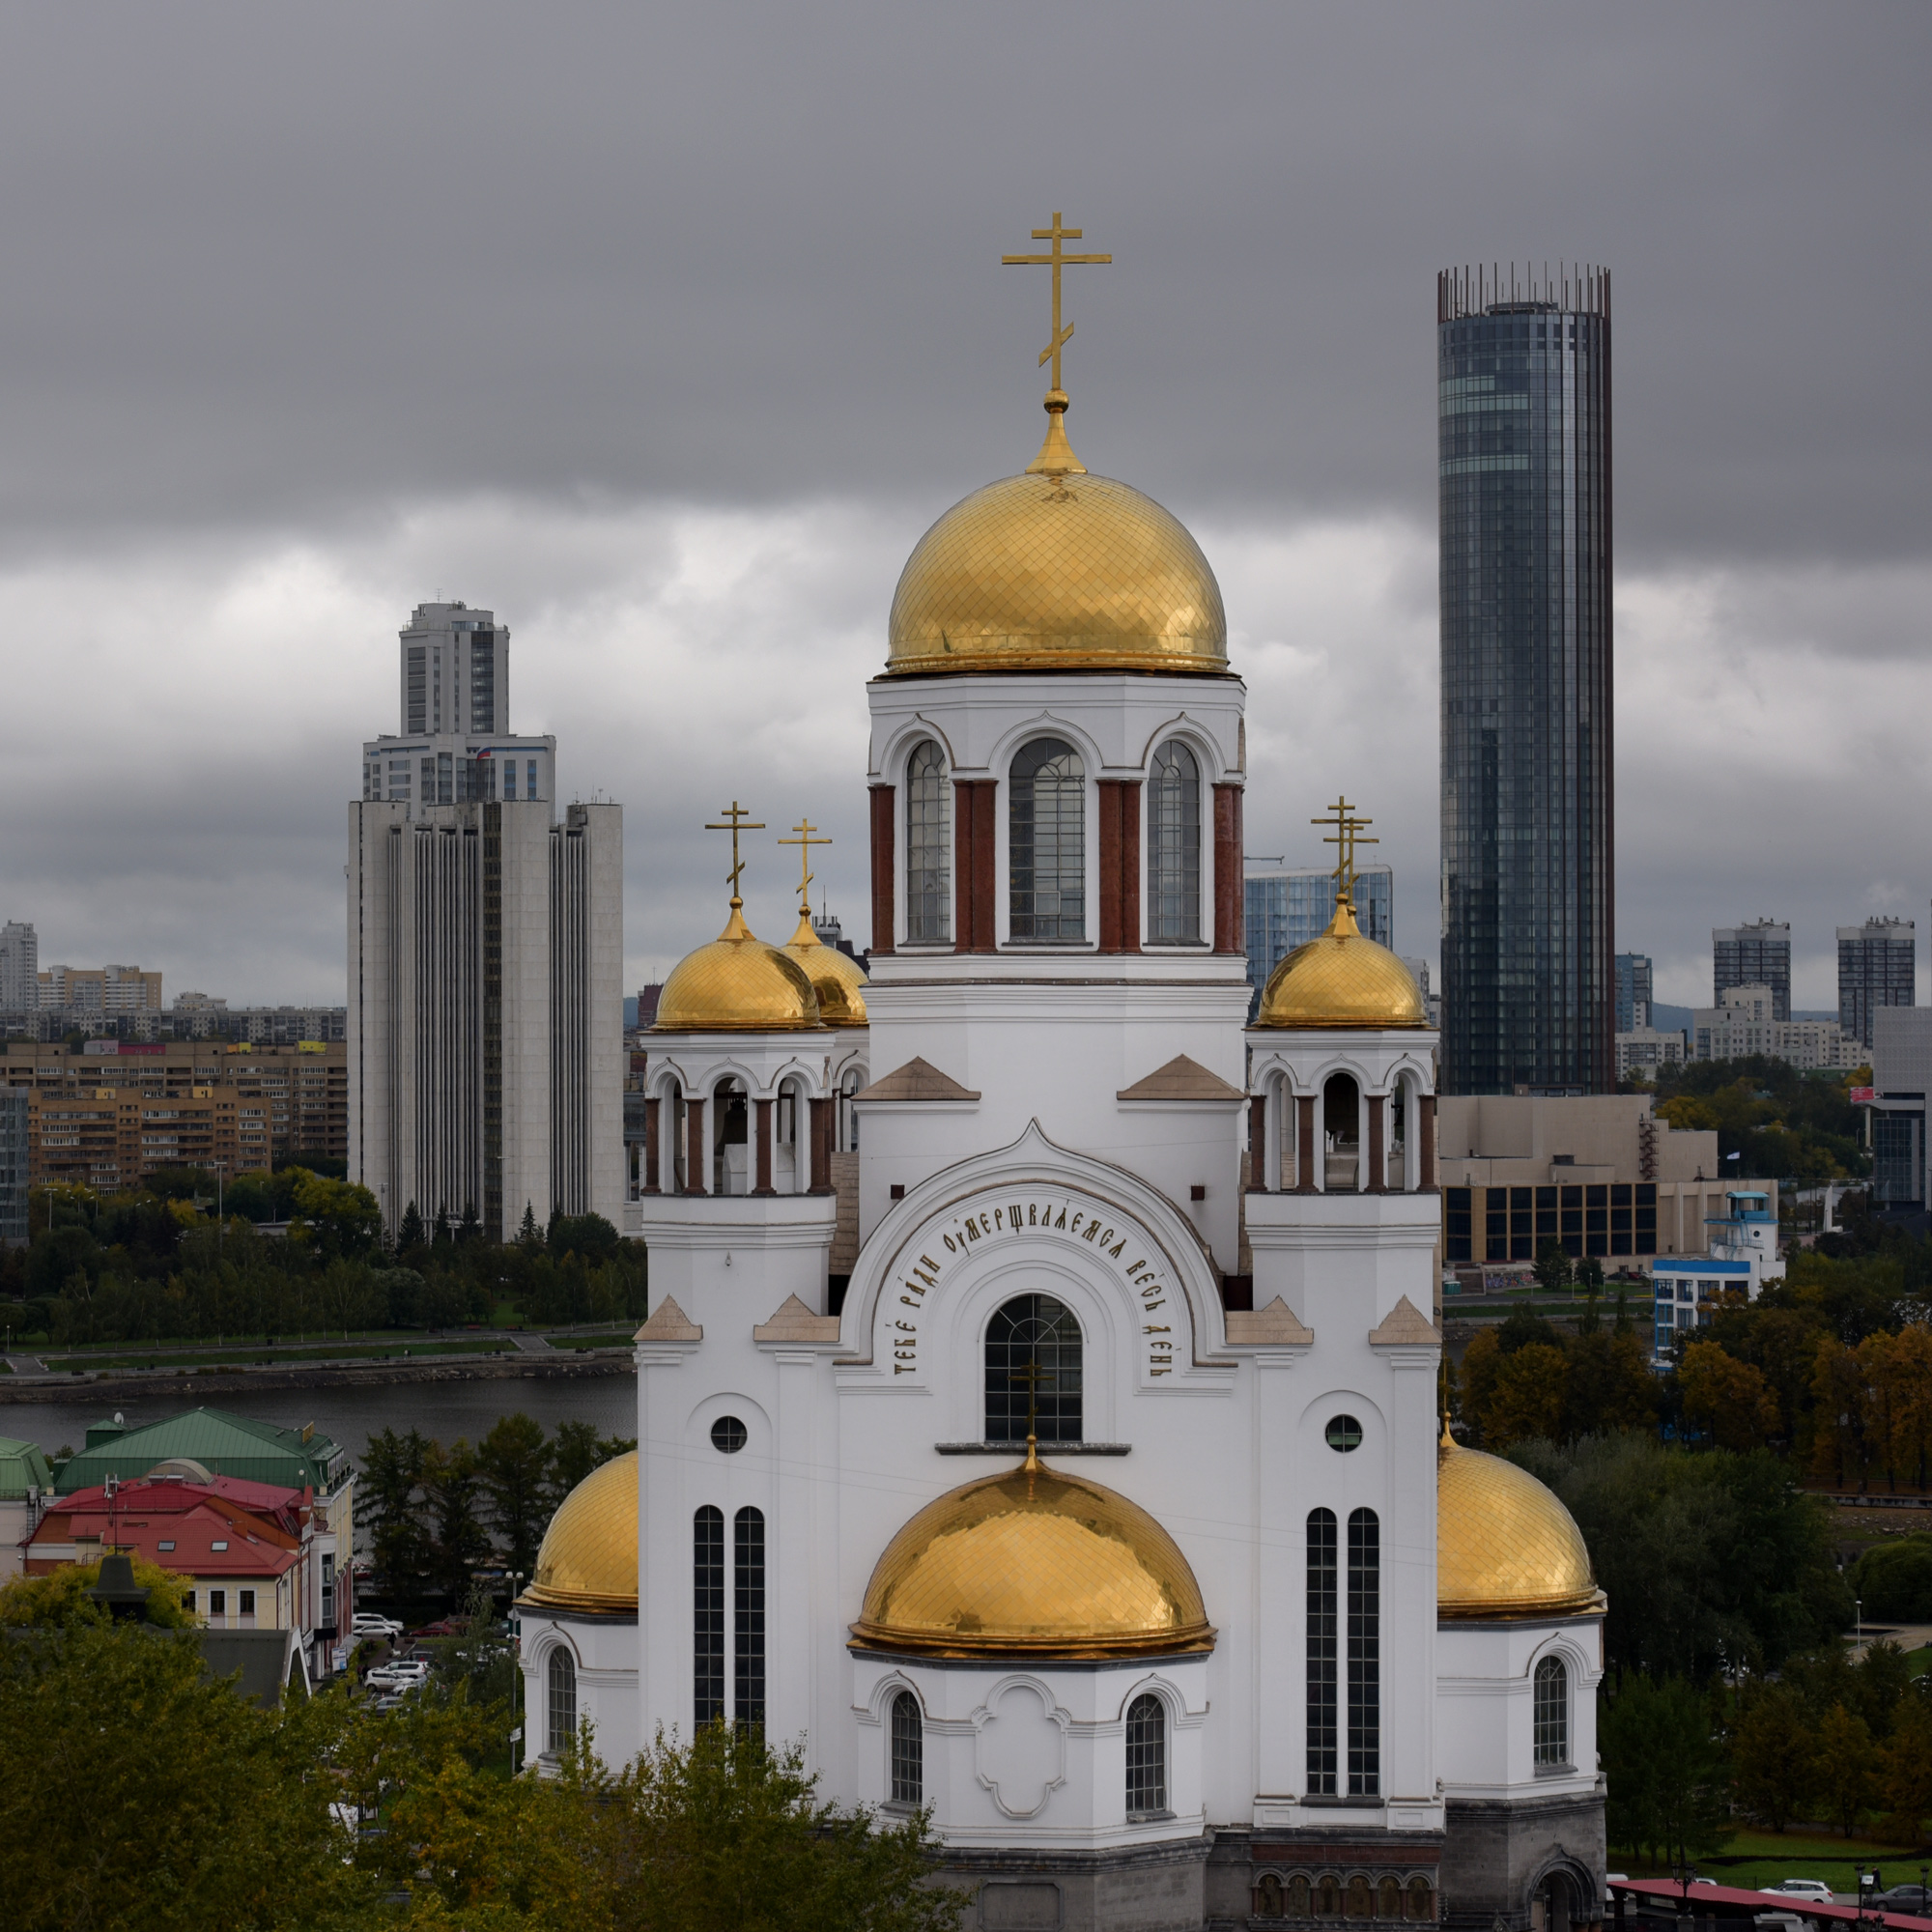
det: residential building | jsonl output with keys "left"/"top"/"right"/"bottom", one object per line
{"left": 1438, "top": 266, "right": 1614, "bottom": 1096}
{"left": 1614, "top": 952, "right": 1653, "bottom": 1037}
{"left": 0, "top": 921, "right": 36, "bottom": 1011}
{"left": 349, "top": 600, "right": 624, "bottom": 1240}
{"left": 1650, "top": 1191, "right": 1785, "bottom": 1364}
{"left": 1690, "top": 984, "right": 1863, "bottom": 1071}
{"left": 37, "top": 963, "right": 163, "bottom": 1013}
{"left": 1437, "top": 1092, "right": 1779, "bottom": 1268}
{"left": 1713, "top": 920, "right": 1790, "bottom": 1022}
{"left": 1867, "top": 1006, "right": 1932, "bottom": 1210}
{"left": 29, "top": 1088, "right": 240, "bottom": 1189}
{"left": 4, "top": 1040, "right": 347, "bottom": 1173}
{"left": 1614, "top": 1025, "right": 1688, "bottom": 1081}
{"left": 1837, "top": 916, "right": 1915, "bottom": 1051}
{"left": 1244, "top": 863, "right": 1392, "bottom": 1018}
{"left": 0, "top": 1436, "right": 53, "bottom": 1578}
{"left": 0, "top": 1087, "right": 25, "bottom": 1242}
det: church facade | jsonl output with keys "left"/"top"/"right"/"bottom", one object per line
{"left": 516, "top": 373, "right": 1608, "bottom": 1932}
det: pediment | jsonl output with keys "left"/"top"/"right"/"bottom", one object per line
{"left": 855, "top": 1056, "right": 980, "bottom": 1102}
{"left": 1224, "top": 1296, "right": 1315, "bottom": 1347}
{"left": 1368, "top": 1294, "right": 1440, "bottom": 1347}
{"left": 634, "top": 1295, "right": 701, "bottom": 1343}
{"left": 753, "top": 1293, "right": 842, "bottom": 1345}
{"left": 1117, "top": 1054, "right": 1245, "bottom": 1103}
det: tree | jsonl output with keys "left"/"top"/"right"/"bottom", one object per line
{"left": 1534, "top": 1240, "right": 1574, "bottom": 1295}
{"left": 1811, "top": 1335, "right": 1875, "bottom": 1491}
{"left": 478, "top": 1411, "right": 554, "bottom": 1579}
{"left": 1731, "top": 1683, "right": 1815, "bottom": 1833}
{"left": 362, "top": 1425, "right": 437, "bottom": 1596}
{"left": 517, "top": 1202, "right": 543, "bottom": 1251}
{"left": 1477, "top": 1342, "right": 1569, "bottom": 1448}
{"left": 1852, "top": 1535, "right": 1932, "bottom": 1621}
{"left": 0, "top": 1554, "right": 195, "bottom": 1630}
{"left": 549, "top": 1420, "right": 634, "bottom": 1506}
{"left": 1600, "top": 1674, "right": 1731, "bottom": 1866}
{"left": 1815, "top": 1702, "right": 1874, "bottom": 1835}
{"left": 1880, "top": 1690, "right": 1932, "bottom": 1845}
{"left": 397, "top": 1200, "right": 427, "bottom": 1254}
{"left": 423, "top": 1438, "right": 492, "bottom": 1601}
{"left": 1562, "top": 1330, "right": 1660, "bottom": 1442}
{"left": 1678, "top": 1341, "right": 1782, "bottom": 1451}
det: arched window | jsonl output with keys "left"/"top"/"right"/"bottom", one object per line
{"left": 1306, "top": 1509, "right": 1337, "bottom": 1795}
{"left": 734, "top": 1506, "right": 765, "bottom": 1732}
{"left": 546, "top": 1645, "right": 577, "bottom": 1754}
{"left": 1323, "top": 1071, "right": 1360, "bottom": 1192}
{"left": 1009, "top": 737, "right": 1085, "bottom": 942}
{"left": 712, "top": 1078, "right": 749, "bottom": 1196}
{"left": 1125, "top": 1692, "right": 1166, "bottom": 1814}
{"left": 1534, "top": 1654, "right": 1569, "bottom": 1766}
{"left": 1317, "top": 1877, "right": 1341, "bottom": 1918}
{"left": 1345, "top": 1877, "right": 1372, "bottom": 1918}
{"left": 1347, "top": 1507, "right": 1379, "bottom": 1798}
{"left": 905, "top": 739, "right": 952, "bottom": 944}
{"left": 1254, "top": 1874, "right": 1285, "bottom": 1918}
{"left": 1290, "top": 1875, "right": 1313, "bottom": 1918}
{"left": 1378, "top": 1879, "right": 1403, "bottom": 1919}
{"left": 694, "top": 1506, "right": 724, "bottom": 1726}
{"left": 890, "top": 1689, "right": 923, "bottom": 1804}
{"left": 1406, "top": 1879, "right": 1435, "bottom": 1920}
{"left": 984, "top": 1293, "right": 1083, "bottom": 1443}
{"left": 1148, "top": 738, "right": 1202, "bottom": 942}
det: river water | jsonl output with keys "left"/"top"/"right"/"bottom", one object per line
{"left": 0, "top": 1372, "right": 639, "bottom": 1467}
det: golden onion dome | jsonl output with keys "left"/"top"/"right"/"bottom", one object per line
{"left": 1437, "top": 1429, "right": 1600, "bottom": 1621}
{"left": 850, "top": 1448, "right": 1214, "bottom": 1660}
{"left": 520, "top": 1451, "right": 637, "bottom": 1617}
{"left": 781, "top": 912, "right": 867, "bottom": 1027}
{"left": 886, "top": 429, "right": 1227, "bottom": 675}
{"left": 653, "top": 901, "right": 825, "bottom": 1033}
{"left": 1254, "top": 896, "right": 1429, "bottom": 1031}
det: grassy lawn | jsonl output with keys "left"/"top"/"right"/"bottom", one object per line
{"left": 1619, "top": 1829, "right": 1924, "bottom": 1892}
{"left": 44, "top": 1337, "right": 524, "bottom": 1373}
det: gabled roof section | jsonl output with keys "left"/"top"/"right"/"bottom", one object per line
{"left": 199, "top": 1628, "right": 307, "bottom": 1709}
{"left": 1224, "top": 1296, "right": 1315, "bottom": 1347}
{"left": 0, "top": 1436, "right": 53, "bottom": 1498}
{"left": 753, "top": 1293, "right": 842, "bottom": 1345}
{"left": 1368, "top": 1294, "right": 1441, "bottom": 1347}
{"left": 635, "top": 1296, "right": 702, "bottom": 1344}
{"left": 856, "top": 1057, "right": 980, "bottom": 1102}
{"left": 54, "top": 1407, "right": 343, "bottom": 1497}
{"left": 1117, "top": 1055, "right": 1245, "bottom": 1103}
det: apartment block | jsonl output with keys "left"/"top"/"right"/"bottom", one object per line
{"left": 1691, "top": 983, "right": 1864, "bottom": 1072}
{"left": 29, "top": 1086, "right": 241, "bottom": 1190}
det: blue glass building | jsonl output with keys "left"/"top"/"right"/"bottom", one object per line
{"left": 1614, "top": 952, "right": 1652, "bottom": 1036}
{"left": 1438, "top": 266, "right": 1614, "bottom": 1095}
{"left": 1244, "top": 865, "right": 1392, "bottom": 1018}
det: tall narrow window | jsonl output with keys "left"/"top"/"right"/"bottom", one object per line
{"left": 1533, "top": 1655, "right": 1569, "bottom": 1766}
{"left": 734, "top": 1506, "right": 766, "bottom": 1731}
{"left": 891, "top": 1690, "right": 923, "bottom": 1804}
{"left": 1347, "top": 1507, "right": 1380, "bottom": 1797}
{"left": 1306, "top": 1510, "right": 1337, "bottom": 1795}
{"left": 905, "top": 739, "right": 952, "bottom": 943}
{"left": 1009, "top": 737, "right": 1085, "bottom": 942}
{"left": 695, "top": 1506, "right": 724, "bottom": 1726}
{"left": 547, "top": 1646, "right": 577, "bottom": 1754}
{"left": 1148, "top": 738, "right": 1202, "bottom": 942}
{"left": 1125, "top": 1693, "right": 1167, "bottom": 1813}
{"left": 984, "top": 1293, "right": 1083, "bottom": 1443}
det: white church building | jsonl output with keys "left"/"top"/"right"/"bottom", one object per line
{"left": 516, "top": 363, "right": 1608, "bottom": 1932}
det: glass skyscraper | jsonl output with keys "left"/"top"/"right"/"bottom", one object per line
{"left": 1438, "top": 266, "right": 1613, "bottom": 1094}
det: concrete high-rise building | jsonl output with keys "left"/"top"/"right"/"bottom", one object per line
{"left": 349, "top": 600, "right": 623, "bottom": 1240}
{"left": 1614, "top": 952, "right": 1653, "bottom": 1036}
{"left": 1243, "top": 863, "right": 1393, "bottom": 1019}
{"left": 1713, "top": 920, "right": 1790, "bottom": 1023}
{"left": 0, "top": 923, "right": 36, "bottom": 1012}
{"left": 1437, "top": 266, "right": 1613, "bottom": 1095}
{"left": 1837, "top": 916, "right": 1914, "bottom": 1051}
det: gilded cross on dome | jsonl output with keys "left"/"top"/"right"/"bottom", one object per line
{"left": 1002, "top": 212, "right": 1111, "bottom": 477}
{"left": 704, "top": 800, "right": 765, "bottom": 905}
{"left": 1312, "top": 796, "right": 1378, "bottom": 905}
{"left": 778, "top": 818, "right": 832, "bottom": 918}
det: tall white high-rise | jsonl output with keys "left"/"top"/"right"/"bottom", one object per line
{"left": 348, "top": 601, "right": 623, "bottom": 1239}
{"left": 0, "top": 922, "right": 38, "bottom": 1011}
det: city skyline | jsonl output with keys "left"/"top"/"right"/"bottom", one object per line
{"left": 0, "top": 8, "right": 1923, "bottom": 1011}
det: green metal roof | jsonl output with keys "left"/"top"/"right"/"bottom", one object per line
{"left": 0, "top": 1436, "right": 53, "bottom": 1499}
{"left": 53, "top": 1407, "right": 346, "bottom": 1497}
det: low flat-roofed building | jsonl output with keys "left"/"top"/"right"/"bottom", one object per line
{"left": 1649, "top": 1257, "right": 1754, "bottom": 1364}
{"left": 1437, "top": 1092, "right": 1779, "bottom": 1270}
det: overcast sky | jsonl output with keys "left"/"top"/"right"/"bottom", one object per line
{"left": 0, "top": 4, "right": 1926, "bottom": 1013}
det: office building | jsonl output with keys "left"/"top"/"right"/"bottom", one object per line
{"left": 1614, "top": 952, "right": 1652, "bottom": 1036}
{"left": 1690, "top": 984, "right": 1863, "bottom": 1072}
{"left": 1867, "top": 1008, "right": 1932, "bottom": 1210}
{"left": 1713, "top": 920, "right": 1790, "bottom": 1022}
{"left": 1649, "top": 1194, "right": 1784, "bottom": 1365}
{"left": 1243, "top": 863, "right": 1392, "bottom": 1018}
{"left": 1837, "top": 917, "right": 1914, "bottom": 1051}
{"left": 0, "top": 923, "right": 37, "bottom": 1012}
{"left": 1438, "top": 266, "right": 1614, "bottom": 1095}
{"left": 349, "top": 601, "right": 623, "bottom": 1240}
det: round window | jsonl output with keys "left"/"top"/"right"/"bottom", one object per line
{"left": 710, "top": 1416, "right": 748, "bottom": 1454}
{"left": 1324, "top": 1414, "right": 1363, "bottom": 1453}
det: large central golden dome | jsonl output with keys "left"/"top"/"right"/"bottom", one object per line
{"left": 520, "top": 1451, "right": 638, "bottom": 1616}
{"left": 1437, "top": 1431, "right": 1600, "bottom": 1621}
{"left": 850, "top": 1451, "right": 1214, "bottom": 1660}
{"left": 886, "top": 466, "right": 1228, "bottom": 676}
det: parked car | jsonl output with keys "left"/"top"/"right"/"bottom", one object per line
{"left": 1874, "top": 1887, "right": 1932, "bottom": 1915}
{"left": 411, "top": 1617, "right": 467, "bottom": 1639}
{"left": 1763, "top": 1883, "right": 1836, "bottom": 1905}
{"left": 365, "top": 1661, "right": 429, "bottom": 1686}
{"left": 350, "top": 1613, "right": 403, "bottom": 1639}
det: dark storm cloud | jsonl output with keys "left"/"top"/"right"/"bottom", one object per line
{"left": 0, "top": 3, "right": 1923, "bottom": 563}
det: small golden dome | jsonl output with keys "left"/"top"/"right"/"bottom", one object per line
{"left": 1437, "top": 1430, "right": 1599, "bottom": 1621}
{"left": 654, "top": 901, "right": 825, "bottom": 1033}
{"left": 886, "top": 468, "right": 1228, "bottom": 676}
{"left": 1254, "top": 897, "right": 1429, "bottom": 1030}
{"left": 850, "top": 1451, "right": 1214, "bottom": 1660}
{"left": 520, "top": 1451, "right": 637, "bottom": 1616}
{"left": 781, "top": 912, "right": 867, "bottom": 1027}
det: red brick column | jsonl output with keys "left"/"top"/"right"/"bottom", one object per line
{"left": 869, "top": 784, "right": 895, "bottom": 954}
{"left": 753, "top": 1098, "right": 775, "bottom": 1196}
{"left": 1098, "top": 780, "right": 1143, "bottom": 953}
{"left": 1213, "top": 782, "right": 1244, "bottom": 954}
{"left": 684, "top": 1098, "right": 707, "bottom": 1196}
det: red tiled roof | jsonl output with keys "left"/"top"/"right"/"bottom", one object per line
{"left": 61, "top": 1474, "right": 309, "bottom": 1537}
{"left": 30, "top": 1485, "right": 300, "bottom": 1579}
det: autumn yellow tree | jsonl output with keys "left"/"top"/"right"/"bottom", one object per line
{"left": 1476, "top": 1342, "right": 1570, "bottom": 1448}
{"left": 1678, "top": 1341, "right": 1781, "bottom": 1452}
{"left": 1810, "top": 1336, "right": 1875, "bottom": 1492}
{"left": 1863, "top": 1324, "right": 1932, "bottom": 1492}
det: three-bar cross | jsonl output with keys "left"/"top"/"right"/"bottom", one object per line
{"left": 1002, "top": 213, "right": 1111, "bottom": 394}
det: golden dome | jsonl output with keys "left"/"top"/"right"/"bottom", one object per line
{"left": 781, "top": 912, "right": 867, "bottom": 1027}
{"left": 886, "top": 463, "right": 1228, "bottom": 676}
{"left": 520, "top": 1451, "right": 637, "bottom": 1616}
{"left": 654, "top": 901, "right": 825, "bottom": 1033}
{"left": 1437, "top": 1430, "right": 1600, "bottom": 1621}
{"left": 1254, "top": 897, "right": 1429, "bottom": 1030}
{"left": 850, "top": 1449, "right": 1214, "bottom": 1660}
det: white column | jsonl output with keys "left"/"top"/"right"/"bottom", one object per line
{"left": 769, "top": 1349, "right": 819, "bottom": 1759}
{"left": 638, "top": 1347, "right": 693, "bottom": 1741}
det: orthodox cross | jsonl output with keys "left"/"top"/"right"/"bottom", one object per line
{"left": 1008, "top": 1356, "right": 1057, "bottom": 1438}
{"left": 778, "top": 818, "right": 833, "bottom": 917}
{"left": 1311, "top": 796, "right": 1378, "bottom": 903}
{"left": 1002, "top": 213, "right": 1111, "bottom": 394}
{"left": 704, "top": 801, "right": 765, "bottom": 901}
